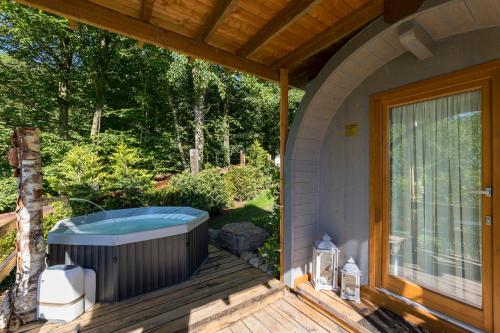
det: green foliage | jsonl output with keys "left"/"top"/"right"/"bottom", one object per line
{"left": 246, "top": 141, "right": 271, "bottom": 172}
{"left": 256, "top": 212, "right": 280, "bottom": 278}
{"left": 47, "top": 145, "right": 102, "bottom": 201}
{"left": 152, "top": 169, "right": 231, "bottom": 214}
{"left": 0, "top": 177, "right": 17, "bottom": 213}
{"left": 257, "top": 166, "right": 281, "bottom": 278}
{"left": 225, "top": 165, "right": 265, "bottom": 202}
{"left": 0, "top": 230, "right": 15, "bottom": 262}
{"left": 103, "top": 142, "right": 153, "bottom": 208}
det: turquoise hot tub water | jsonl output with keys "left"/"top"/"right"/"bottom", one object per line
{"left": 48, "top": 206, "right": 209, "bottom": 246}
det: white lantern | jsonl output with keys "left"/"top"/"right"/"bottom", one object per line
{"left": 340, "top": 257, "right": 361, "bottom": 303}
{"left": 312, "top": 233, "right": 339, "bottom": 291}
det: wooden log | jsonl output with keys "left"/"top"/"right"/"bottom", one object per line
{"left": 10, "top": 128, "right": 46, "bottom": 327}
{"left": 190, "top": 148, "right": 200, "bottom": 175}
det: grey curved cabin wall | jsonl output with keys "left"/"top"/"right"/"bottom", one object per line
{"left": 284, "top": 0, "right": 500, "bottom": 287}
{"left": 319, "top": 26, "right": 500, "bottom": 284}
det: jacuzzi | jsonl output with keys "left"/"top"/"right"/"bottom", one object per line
{"left": 47, "top": 206, "right": 209, "bottom": 302}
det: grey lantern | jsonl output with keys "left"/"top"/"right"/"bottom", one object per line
{"left": 340, "top": 257, "right": 361, "bottom": 303}
{"left": 312, "top": 233, "right": 339, "bottom": 291}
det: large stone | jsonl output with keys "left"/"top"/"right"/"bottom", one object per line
{"left": 219, "top": 222, "right": 268, "bottom": 255}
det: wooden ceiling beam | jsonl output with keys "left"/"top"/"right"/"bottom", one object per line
{"left": 237, "top": 0, "right": 321, "bottom": 59}
{"left": 383, "top": 0, "right": 424, "bottom": 24}
{"left": 141, "top": 0, "right": 157, "bottom": 22}
{"left": 195, "top": 0, "right": 238, "bottom": 42}
{"left": 16, "top": 0, "right": 279, "bottom": 82}
{"left": 273, "top": 0, "right": 384, "bottom": 69}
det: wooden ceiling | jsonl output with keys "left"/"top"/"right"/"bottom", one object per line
{"left": 16, "top": 0, "right": 401, "bottom": 87}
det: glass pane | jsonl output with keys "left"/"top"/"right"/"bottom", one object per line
{"left": 319, "top": 253, "right": 333, "bottom": 285}
{"left": 344, "top": 275, "right": 357, "bottom": 297}
{"left": 389, "top": 90, "right": 482, "bottom": 308}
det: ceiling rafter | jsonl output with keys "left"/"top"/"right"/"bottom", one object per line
{"left": 141, "top": 0, "right": 157, "bottom": 22}
{"left": 17, "top": 0, "right": 279, "bottom": 82}
{"left": 384, "top": 0, "right": 424, "bottom": 24}
{"left": 236, "top": 0, "right": 321, "bottom": 59}
{"left": 273, "top": 0, "right": 384, "bottom": 69}
{"left": 195, "top": 0, "right": 239, "bottom": 42}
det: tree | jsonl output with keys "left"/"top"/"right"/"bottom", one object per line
{"left": 188, "top": 59, "right": 225, "bottom": 168}
{"left": 0, "top": 1, "right": 78, "bottom": 138}
{"left": 77, "top": 27, "right": 119, "bottom": 139}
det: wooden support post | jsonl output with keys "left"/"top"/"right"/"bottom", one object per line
{"left": 279, "top": 68, "right": 288, "bottom": 282}
{"left": 239, "top": 150, "right": 246, "bottom": 166}
{"left": 189, "top": 148, "right": 200, "bottom": 175}
{"left": 5, "top": 128, "right": 45, "bottom": 328}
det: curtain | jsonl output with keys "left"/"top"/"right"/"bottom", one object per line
{"left": 389, "top": 89, "right": 482, "bottom": 307}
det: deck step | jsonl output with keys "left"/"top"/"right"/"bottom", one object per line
{"left": 296, "top": 282, "right": 429, "bottom": 333}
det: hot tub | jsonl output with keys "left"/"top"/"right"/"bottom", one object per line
{"left": 47, "top": 206, "right": 209, "bottom": 302}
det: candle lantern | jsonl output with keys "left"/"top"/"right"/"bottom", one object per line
{"left": 312, "top": 233, "right": 339, "bottom": 291}
{"left": 340, "top": 257, "right": 361, "bottom": 303}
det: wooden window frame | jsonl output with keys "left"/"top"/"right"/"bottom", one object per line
{"left": 370, "top": 61, "right": 500, "bottom": 332}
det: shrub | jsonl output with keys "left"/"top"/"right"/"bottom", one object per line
{"left": 225, "top": 165, "right": 265, "bottom": 202}
{"left": 256, "top": 212, "right": 280, "bottom": 278}
{"left": 246, "top": 140, "right": 272, "bottom": 172}
{"left": 46, "top": 145, "right": 103, "bottom": 202}
{"left": 0, "top": 177, "right": 17, "bottom": 214}
{"left": 151, "top": 168, "right": 231, "bottom": 214}
{"left": 103, "top": 143, "right": 153, "bottom": 208}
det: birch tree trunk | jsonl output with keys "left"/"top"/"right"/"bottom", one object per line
{"left": 222, "top": 97, "right": 230, "bottom": 167}
{"left": 3, "top": 128, "right": 46, "bottom": 329}
{"left": 57, "top": 37, "right": 73, "bottom": 139}
{"left": 90, "top": 35, "right": 110, "bottom": 139}
{"left": 193, "top": 92, "right": 205, "bottom": 168}
{"left": 166, "top": 83, "right": 186, "bottom": 168}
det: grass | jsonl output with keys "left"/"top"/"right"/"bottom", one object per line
{"left": 209, "top": 190, "right": 273, "bottom": 229}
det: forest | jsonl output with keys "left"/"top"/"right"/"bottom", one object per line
{"left": 0, "top": 0, "right": 303, "bottom": 278}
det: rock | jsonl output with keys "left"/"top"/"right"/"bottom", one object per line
{"left": 240, "top": 251, "right": 255, "bottom": 261}
{"left": 208, "top": 228, "right": 220, "bottom": 243}
{"left": 219, "top": 222, "right": 268, "bottom": 255}
{"left": 248, "top": 257, "right": 261, "bottom": 268}
{"left": 258, "top": 263, "right": 268, "bottom": 272}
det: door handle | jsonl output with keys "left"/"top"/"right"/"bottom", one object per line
{"left": 467, "top": 187, "right": 492, "bottom": 197}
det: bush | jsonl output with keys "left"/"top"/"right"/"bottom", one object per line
{"left": 0, "top": 177, "right": 17, "bottom": 214}
{"left": 247, "top": 140, "right": 273, "bottom": 172}
{"left": 103, "top": 143, "right": 153, "bottom": 208}
{"left": 46, "top": 145, "right": 103, "bottom": 202}
{"left": 151, "top": 168, "right": 231, "bottom": 214}
{"left": 225, "top": 165, "right": 265, "bottom": 202}
{"left": 256, "top": 212, "right": 280, "bottom": 278}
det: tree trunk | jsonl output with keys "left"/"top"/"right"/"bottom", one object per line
{"left": 57, "top": 37, "right": 73, "bottom": 139}
{"left": 57, "top": 73, "right": 70, "bottom": 138}
{"left": 222, "top": 97, "right": 230, "bottom": 167}
{"left": 166, "top": 82, "right": 186, "bottom": 169}
{"left": 4, "top": 128, "right": 46, "bottom": 329}
{"left": 90, "top": 36, "right": 109, "bottom": 139}
{"left": 193, "top": 93, "right": 205, "bottom": 168}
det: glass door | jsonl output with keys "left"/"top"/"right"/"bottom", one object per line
{"left": 380, "top": 81, "right": 492, "bottom": 330}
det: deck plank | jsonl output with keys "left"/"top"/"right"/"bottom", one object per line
{"left": 20, "top": 247, "right": 284, "bottom": 333}
{"left": 214, "top": 295, "right": 347, "bottom": 333}
{"left": 296, "top": 282, "right": 430, "bottom": 333}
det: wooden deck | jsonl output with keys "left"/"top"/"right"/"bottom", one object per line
{"left": 296, "top": 282, "right": 430, "bottom": 333}
{"left": 17, "top": 245, "right": 285, "bottom": 333}
{"left": 215, "top": 295, "right": 346, "bottom": 333}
